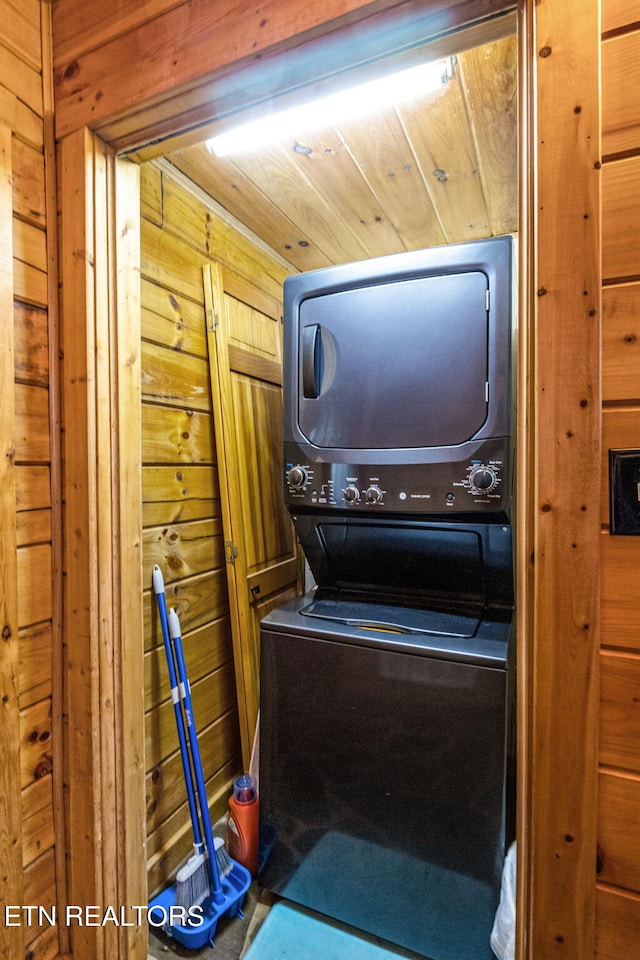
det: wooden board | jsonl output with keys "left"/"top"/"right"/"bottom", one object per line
{"left": 596, "top": 883, "right": 640, "bottom": 960}
{"left": 142, "top": 517, "right": 225, "bottom": 584}
{"left": 141, "top": 338, "right": 210, "bottom": 411}
{"left": 602, "top": 0, "right": 640, "bottom": 35}
{"left": 145, "top": 616, "right": 232, "bottom": 707}
{"left": 143, "top": 569, "right": 229, "bottom": 652}
{"left": 19, "top": 622, "right": 53, "bottom": 708}
{"left": 603, "top": 155, "right": 640, "bottom": 282}
{"left": 141, "top": 277, "right": 208, "bottom": 357}
{"left": 141, "top": 403, "right": 214, "bottom": 463}
{"left": 20, "top": 697, "right": 52, "bottom": 789}
{"left": 14, "top": 303, "right": 48, "bottom": 385}
{"left": 142, "top": 464, "right": 218, "bottom": 526}
{"left": 145, "top": 659, "right": 237, "bottom": 769}
{"left": 602, "top": 533, "right": 640, "bottom": 651}
{"left": 602, "top": 29, "right": 640, "bottom": 157}
{"left": 517, "top": 2, "right": 601, "bottom": 956}
{"left": 600, "top": 651, "right": 640, "bottom": 772}
{"left": 456, "top": 35, "right": 518, "bottom": 235}
{"left": 146, "top": 708, "right": 239, "bottom": 836}
{"left": 14, "top": 383, "right": 50, "bottom": 461}
{"left": 0, "top": 0, "right": 41, "bottom": 73}
{"left": 598, "top": 769, "right": 640, "bottom": 890}
{"left": 603, "top": 282, "right": 640, "bottom": 402}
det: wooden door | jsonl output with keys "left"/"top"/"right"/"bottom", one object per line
{"left": 203, "top": 263, "right": 300, "bottom": 767}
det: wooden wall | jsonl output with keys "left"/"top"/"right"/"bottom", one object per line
{"left": 1, "top": 2, "right": 63, "bottom": 959}
{"left": 597, "top": 1, "right": 640, "bottom": 955}
{"left": 140, "top": 161, "right": 291, "bottom": 893}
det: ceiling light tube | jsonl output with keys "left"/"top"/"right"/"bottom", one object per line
{"left": 206, "top": 58, "right": 452, "bottom": 157}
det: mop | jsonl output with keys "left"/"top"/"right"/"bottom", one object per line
{"left": 149, "top": 566, "right": 251, "bottom": 949}
{"left": 152, "top": 565, "right": 209, "bottom": 909}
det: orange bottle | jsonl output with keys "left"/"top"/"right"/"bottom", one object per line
{"left": 226, "top": 773, "right": 259, "bottom": 877}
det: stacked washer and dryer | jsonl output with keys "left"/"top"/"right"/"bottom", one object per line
{"left": 258, "top": 236, "right": 516, "bottom": 960}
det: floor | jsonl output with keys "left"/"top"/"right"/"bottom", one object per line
{"left": 146, "top": 883, "right": 434, "bottom": 960}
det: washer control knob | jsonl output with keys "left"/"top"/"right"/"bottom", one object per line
{"left": 364, "top": 485, "right": 383, "bottom": 504}
{"left": 469, "top": 465, "right": 497, "bottom": 494}
{"left": 343, "top": 485, "right": 360, "bottom": 503}
{"left": 287, "top": 466, "right": 308, "bottom": 489}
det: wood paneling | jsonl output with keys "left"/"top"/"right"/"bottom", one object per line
{"left": 603, "top": 156, "right": 640, "bottom": 282}
{"left": 0, "top": 0, "right": 41, "bottom": 73}
{"left": 51, "top": 0, "right": 190, "bottom": 67}
{"left": 59, "top": 131, "right": 146, "bottom": 958}
{"left": 0, "top": 120, "right": 25, "bottom": 960}
{"left": 603, "top": 29, "right": 640, "bottom": 157}
{"left": 146, "top": 709, "right": 239, "bottom": 837}
{"left": 596, "top": 884, "right": 640, "bottom": 960}
{"left": 143, "top": 569, "right": 229, "bottom": 650}
{"left": 141, "top": 279, "right": 208, "bottom": 357}
{"left": 145, "top": 617, "right": 232, "bottom": 707}
{"left": 14, "top": 303, "right": 48, "bottom": 385}
{"left": 141, "top": 403, "right": 214, "bottom": 464}
{"left": 141, "top": 338, "right": 210, "bottom": 411}
{"left": 20, "top": 697, "right": 52, "bottom": 789}
{"left": 142, "top": 464, "right": 218, "bottom": 526}
{"left": 15, "top": 383, "right": 50, "bottom": 461}
{"left": 142, "top": 517, "right": 225, "bottom": 583}
{"left": 598, "top": 770, "right": 640, "bottom": 890}
{"left": 602, "top": 534, "right": 640, "bottom": 651}
{"left": 600, "top": 651, "right": 640, "bottom": 771}
{"left": 603, "top": 282, "right": 640, "bottom": 402}
{"left": 140, "top": 159, "right": 289, "bottom": 889}
{"left": 599, "top": 1, "right": 640, "bottom": 951}
{"left": 602, "top": 0, "right": 640, "bottom": 36}
{"left": 2, "top": 3, "right": 63, "bottom": 952}
{"left": 19, "top": 622, "right": 53, "bottom": 708}
{"left": 145, "top": 661, "right": 237, "bottom": 769}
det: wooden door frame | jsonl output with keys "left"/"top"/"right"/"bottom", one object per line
{"left": 55, "top": 1, "right": 601, "bottom": 958}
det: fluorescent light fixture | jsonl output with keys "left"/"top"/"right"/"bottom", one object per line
{"left": 206, "top": 58, "right": 452, "bottom": 157}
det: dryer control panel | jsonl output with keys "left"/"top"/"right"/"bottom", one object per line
{"left": 284, "top": 439, "right": 511, "bottom": 519}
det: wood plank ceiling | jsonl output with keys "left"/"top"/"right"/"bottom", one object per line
{"left": 166, "top": 33, "right": 517, "bottom": 272}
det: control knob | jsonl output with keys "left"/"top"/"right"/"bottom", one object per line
{"left": 343, "top": 485, "right": 360, "bottom": 503}
{"left": 469, "top": 465, "right": 498, "bottom": 494}
{"left": 287, "top": 465, "right": 308, "bottom": 489}
{"left": 364, "top": 485, "right": 383, "bottom": 504}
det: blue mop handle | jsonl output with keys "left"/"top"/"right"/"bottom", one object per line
{"left": 169, "top": 607, "right": 224, "bottom": 905}
{"left": 152, "top": 566, "right": 203, "bottom": 852}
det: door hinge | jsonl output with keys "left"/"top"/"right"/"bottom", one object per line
{"left": 207, "top": 307, "right": 218, "bottom": 332}
{"left": 225, "top": 540, "right": 238, "bottom": 564}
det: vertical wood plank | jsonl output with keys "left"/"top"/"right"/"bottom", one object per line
{"left": 60, "top": 126, "right": 146, "bottom": 960}
{"left": 519, "top": 2, "right": 601, "bottom": 958}
{"left": 0, "top": 121, "right": 25, "bottom": 960}
{"left": 114, "top": 155, "right": 146, "bottom": 960}
{"left": 94, "top": 134, "right": 121, "bottom": 960}
{"left": 59, "top": 125, "right": 105, "bottom": 960}
{"left": 40, "top": 3, "right": 67, "bottom": 953}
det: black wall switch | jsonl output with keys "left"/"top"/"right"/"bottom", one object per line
{"left": 609, "top": 449, "right": 640, "bottom": 535}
